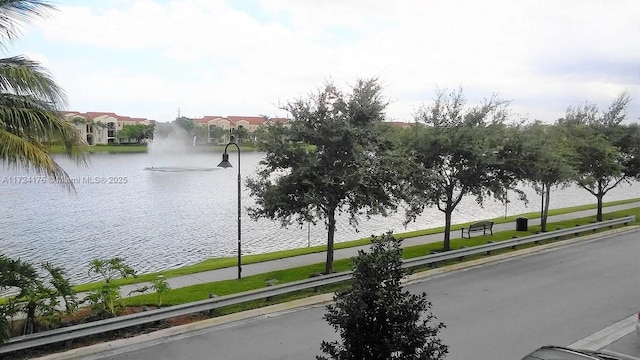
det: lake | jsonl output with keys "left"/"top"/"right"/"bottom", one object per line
{"left": 0, "top": 151, "right": 638, "bottom": 284}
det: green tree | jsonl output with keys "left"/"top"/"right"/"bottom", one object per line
{"left": 173, "top": 116, "right": 210, "bottom": 144}
{"left": 234, "top": 125, "right": 249, "bottom": 143}
{"left": 559, "top": 92, "right": 635, "bottom": 221}
{"left": 400, "top": 88, "right": 514, "bottom": 251}
{"left": 118, "top": 124, "right": 152, "bottom": 143}
{"left": 173, "top": 116, "right": 195, "bottom": 133}
{"left": 0, "top": 255, "right": 77, "bottom": 338}
{"left": 70, "top": 116, "right": 86, "bottom": 126}
{"left": 246, "top": 79, "right": 399, "bottom": 274}
{"left": 0, "top": 254, "right": 39, "bottom": 335}
{"left": 0, "top": 305, "right": 11, "bottom": 344}
{"left": 191, "top": 123, "right": 208, "bottom": 144}
{"left": 14, "top": 262, "right": 75, "bottom": 335}
{"left": 144, "top": 120, "right": 156, "bottom": 140}
{"left": 118, "top": 124, "right": 142, "bottom": 143}
{"left": 618, "top": 123, "right": 640, "bottom": 180}
{"left": 318, "top": 232, "right": 447, "bottom": 360}
{"left": 0, "top": 1, "right": 88, "bottom": 188}
{"left": 208, "top": 124, "right": 227, "bottom": 143}
{"left": 519, "top": 122, "right": 575, "bottom": 231}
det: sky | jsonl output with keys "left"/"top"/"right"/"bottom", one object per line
{"left": 8, "top": 0, "right": 640, "bottom": 123}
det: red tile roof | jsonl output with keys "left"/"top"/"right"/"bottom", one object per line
{"left": 63, "top": 111, "right": 150, "bottom": 123}
{"left": 193, "top": 116, "right": 224, "bottom": 124}
{"left": 227, "top": 116, "right": 266, "bottom": 125}
{"left": 193, "top": 115, "right": 290, "bottom": 126}
{"left": 64, "top": 111, "right": 288, "bottom": 126}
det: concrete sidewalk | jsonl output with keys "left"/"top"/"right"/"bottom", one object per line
{"left": 115, "top": 202, "right": 639, "bottom": 297}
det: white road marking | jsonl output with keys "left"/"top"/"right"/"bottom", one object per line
{"left": 568, "top": 314, "right": 636, "bottom": 351}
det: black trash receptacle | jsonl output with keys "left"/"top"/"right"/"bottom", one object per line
{"left": 516, "top": 217, "right": 528, "bottom": 231}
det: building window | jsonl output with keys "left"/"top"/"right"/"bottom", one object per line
{"left": 107, "top": 122, "right": 116, "bottom": 138}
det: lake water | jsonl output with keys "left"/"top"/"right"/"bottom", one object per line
{"left": 0, "top": 151, "right": 638, "bottom": 284}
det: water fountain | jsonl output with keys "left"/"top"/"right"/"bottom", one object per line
{"left": 145, "top": 124, "right": 218, "bottom": 172}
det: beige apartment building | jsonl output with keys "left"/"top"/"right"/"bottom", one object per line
{"left": 64, "top": 111, "right": 407, "bottom": 146}
{"left": 63, "top": 112, "right": 290, "bottom": 146}
{"left": 63, "top": 111, "right": 152, "bottom": 145}
{"left": 192, "top": 115, "right": 289, "bottom": 144}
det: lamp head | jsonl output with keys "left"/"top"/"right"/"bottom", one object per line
{"left": 218, "top": 152, "right": 232, "bottom": 168}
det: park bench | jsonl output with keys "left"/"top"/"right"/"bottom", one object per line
{"left": 461, "top": 221, "right": 494, "bottom": 239}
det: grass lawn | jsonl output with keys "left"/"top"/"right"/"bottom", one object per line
{"left": 72, "top": 198, "right": 639, "bottom": 293}
{"left": 76, "top": 199, "right": 640, "bottom": 292}
{"left": 47, "top": 144, "right": 149, "bottom": 153}
{"left": 2, "top": 203, "right": 636, "bottom": 321}
{"left": 122, "top": 206, "right": 639, "bottom": 307}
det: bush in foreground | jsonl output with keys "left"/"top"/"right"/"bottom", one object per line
{"left": 318, "top": 232, "right": 448, "bottom": 360}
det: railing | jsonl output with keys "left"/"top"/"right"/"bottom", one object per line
{"left": 402, "top": 215, "right": 635, "bottom": 269}
{"left": 1, "top": 215, "right": 635, "bottom": 355}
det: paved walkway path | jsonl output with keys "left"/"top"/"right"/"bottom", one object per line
{"left": 115, "top": 202, "right": 639, "bottom": 297}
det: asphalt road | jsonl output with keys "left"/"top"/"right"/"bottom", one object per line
{"left": 96, "top": 230, "right": 640, "bottom": 360}
{"left": 605, "top": 332, "right": 640, "bottom": 358}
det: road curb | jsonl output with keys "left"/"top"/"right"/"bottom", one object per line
{"left": 36, "top": 226, "right": 639, "bottom": 359}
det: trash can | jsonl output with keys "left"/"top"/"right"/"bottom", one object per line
{"left": 516, "top": 217, "right": 528, "bottom": 231}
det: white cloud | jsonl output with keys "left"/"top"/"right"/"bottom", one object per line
{"left": 14, "top": 0, "right": 640, "bottom": 122}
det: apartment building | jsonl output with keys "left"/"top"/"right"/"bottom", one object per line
{"left": 64, "top": 111, "right": 407, "bottom": 146}
{"left": 63, "top": 111, "right": 152, "bottom": 145}
{"left": 192, "top": 115, "right": 289, "bottom": 144}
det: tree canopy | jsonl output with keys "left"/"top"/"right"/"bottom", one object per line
{"left": 117, "top": 123, "right": 153, "bottom": 143}
{"left": 559, "top": 91, "right": 637, "bottom": 221}
{"left": 399, "top": 88, "right": 517, "bottom": 250}
{"left": 246, "top": 78, "right": 400, "bottom": 274}
{"left": 318, "top": 232, "right": 448, "bottom": 360}
{"left": 519, "top": 121, "right": 575, "bottom": 231}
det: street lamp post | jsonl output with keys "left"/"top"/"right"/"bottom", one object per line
{"left": 218, "top": 141, "right": 241, "bottom": 279}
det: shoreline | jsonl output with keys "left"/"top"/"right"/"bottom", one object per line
{"left": 70, "top": 198, "right": 640, "bottom": 292}
{"left": 47, "top": 144, "right": 259, "bottom": 154}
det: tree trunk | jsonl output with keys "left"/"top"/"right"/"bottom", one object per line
{"left": 325, "top": 207, "right": 336, "bottom": 274}
{"left": 596, "top": 193, "right": 604, "bottom": 222}
{"left": 540, "top": 188, "right": 545, "bottom": 232}
{"left": 443, "top": 209, "right": 452, "bottom": 251}
{"left": 541, "top": 184, "right": 551, "bottom": 232}
{"left": 24, "top": 304, "right": 35, "bottom": 335}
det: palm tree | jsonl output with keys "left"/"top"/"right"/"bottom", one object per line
{"left": 0, "top": 1, "right": 87, "bottom": 190}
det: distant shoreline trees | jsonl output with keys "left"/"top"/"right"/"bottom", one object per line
{"left": 117, "top": 123, "right": 154, "bottom": 144}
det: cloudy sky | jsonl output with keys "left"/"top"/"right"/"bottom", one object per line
{"left": 10, "top": 0, "right": 640, "bottom": 123}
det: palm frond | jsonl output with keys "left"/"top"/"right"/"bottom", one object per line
{"left": 0, "top": 93, "right": 88, "bottom": 191}
{"left": 0, "top": 127, "right": 75, "bottom": 192}
{"left": 0, "top": 2, "right": 86, "bottom": 191}
{"left": 0, "top": 0, "right": 54, "bottom": 44}
{"left": 0, "top": 56, "right": 66, "bottom": 106}
{"left": 1, "top": 93, "right": 57, "bottom": 133}
{"left": 0, "top": 94, "right": 88, "bottom": 159}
